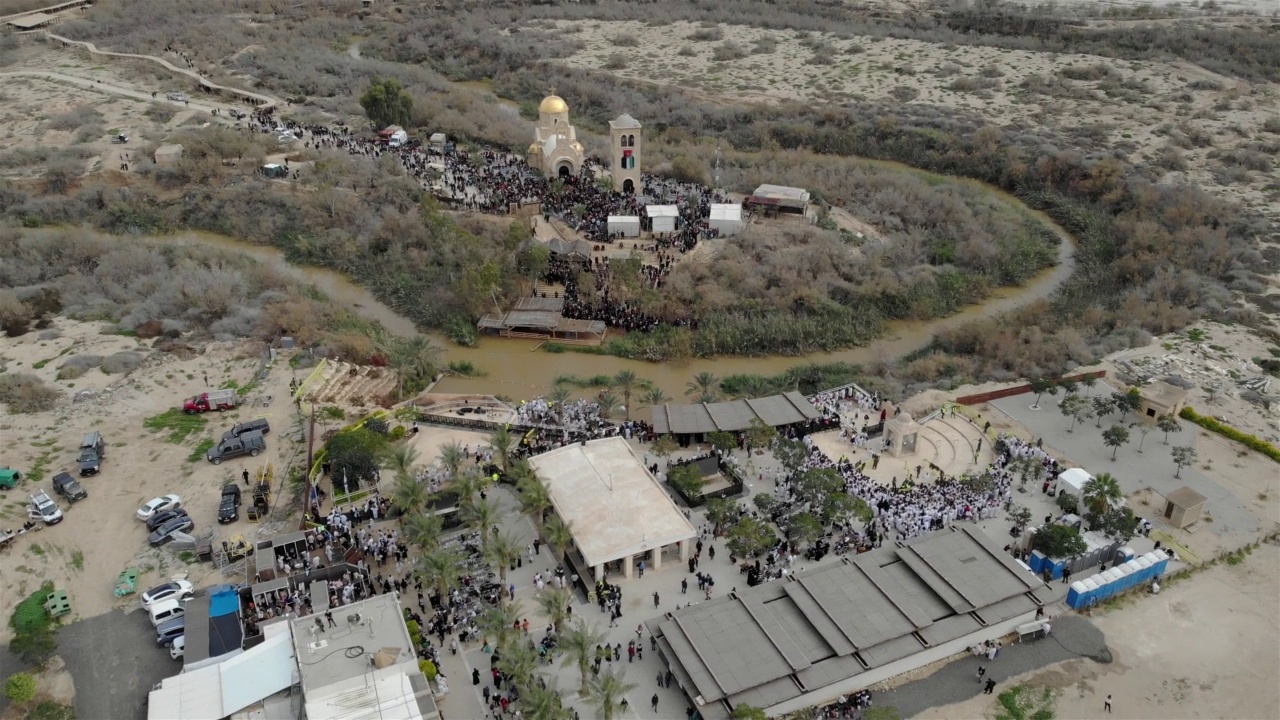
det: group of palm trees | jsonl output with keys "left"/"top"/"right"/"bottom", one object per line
{"left": 384, "top": 425, "right": 640, "bottom": 719}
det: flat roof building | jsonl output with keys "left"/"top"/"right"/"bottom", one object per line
{"left": 649, "top": 391, "right": 821, "bottom": 437}
{"left": 528, "top": 437, "right": 697, "bottom": 582}
{"left": 650, "top": 526, "right": 1048, "bottom": 718}
{"left": 746, "top": 184, "right": 810, "bottom": 215}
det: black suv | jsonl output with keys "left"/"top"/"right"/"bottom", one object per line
{"left": 78, "top": 431, "right": 105, "bottom": 476}
{"left": 51, "top": 472, "right": 88, "bottom": 503}
{"left": 218, "top": 484, "right": 241, "bottom": 524}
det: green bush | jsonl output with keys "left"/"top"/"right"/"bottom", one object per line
{"left": 1180, "top": 406, "right": 1280, "bottom": 463}
{"left": 419, "top": 659, "right": 438, "bottom": 680}
{"left": 4, "top": 672, "right": 37, "bottom": 704}
{"left": 388, "top": 425, "right": 407, "bottom": 441}
{"left": 9, "top": 582, "right": 58, "bottom": 666}
{"left": 26, "top": 701, "right": 76, "bottom": 720}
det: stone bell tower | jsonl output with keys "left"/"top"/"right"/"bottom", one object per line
{"left": 608, "top": 113, "right": 642, "bottom": 194}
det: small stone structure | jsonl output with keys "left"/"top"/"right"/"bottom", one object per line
{"left": 883, "top": 411, "right": 920, "bottom": 457}
{"left": 1137, "top": 379, "right": 1189, "bottom": 420}
{"left": 154, "top": 143, "right": 184, "bottom": 168}
{"left": 1162, "top": 486, "right": 1206, "bottom": 530}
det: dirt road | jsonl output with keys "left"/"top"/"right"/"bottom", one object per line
{"left": 0, "top": 70, "right": 227, "bottom": 114}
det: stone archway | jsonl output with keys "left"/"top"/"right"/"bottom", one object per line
{"left": 557, "top": 164, "right": 572, "bottom": 178}
{"left": 623, "top": 178, "right": 634, "bottom": 194}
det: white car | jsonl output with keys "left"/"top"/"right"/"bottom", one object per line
{"left": 29, "top": 491, "right": 63, "bottom": 525}
{"left": 170, "top": 635, "right": 185, "bottom": 660}
{"left": 137, "top": 494, "right": 182, "bottom": 522}
{"left": 141, "top": 580, "right": 195, "bottom": 610}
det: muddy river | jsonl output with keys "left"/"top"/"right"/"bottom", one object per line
{"left": 152, "top": 206, "right": 1074, "bottom": 400}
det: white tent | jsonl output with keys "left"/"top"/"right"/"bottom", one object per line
{"left": 608, "top": 215, "right": 641, "bottom": 238}
{"left": 1055, "top": 467, "right": 1094, "bottom": 513}
{"left": 648, "top": 205, "right": 679, "bottom": 234}
{"left": 709, "top": 203, "right": 744, "bottom": 236}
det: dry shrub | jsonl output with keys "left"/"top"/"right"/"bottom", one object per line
{"left": 0, "top": 289, "right": 34, "bottom": 337}
{"left": 101, "top": 351, "right": 143, "bottom": 374}
{"left": 611, "top": 33, "right": 639, "bottom": 47}
{"left": 45, "top": 106, "right": 104, "bottom": 132}
{"left": 603, "top": 53, "right": 628, "bottom": 70}
{"left": 712, "top": 41, "right": 748, "bottom": 62}
{"left": 0, "top": 374, "right": 61, "bottom": 413}
{"left": 324, "top": 331, "right": 377, "bottom": 364}
{"left": 688, "top": 26, "right": 723, "bottom": 42}
{"left": 59, "top": 355, "right": 104, "bottom": 374}
{"left": 56, "top": 365, "right": 87, "bottom": 381}
{"left": 135, "top": 319, "right": 165, "bottom": 338}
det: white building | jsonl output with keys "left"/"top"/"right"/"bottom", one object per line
{"left": 527, "top": 94, "right": 585, "bottom": 179}
{"left": 528, "top": 437, "right": 697, "bottom": 581}
{"left": 607, "top": 215, "right": 641, "bottom": 238}
{"left": 708, "top": 203, "right": 744, "bottom": 236}
{"left": 647, "top": 204, "right": 679, "bottom": 234}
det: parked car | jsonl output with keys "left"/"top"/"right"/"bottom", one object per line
{"left": 137, "top": 494, "right": 182, "bottom": 521}
{"left": 221, "top": 419, "right": 270, "bottom": 441}
{"left": 166, "top": 92, "right": 188, "bottom": 102}
{"left": 217, "top": 496, "right": 239, "bottom": 524}
{"left": 0, "top": 467, "right": 22, "bottom": 489}
{"left": 156, "top": 616, "right": 185, "bottom": 646}
{"left": 29, "top": 491, "right": 63, "bottom": 525}
{"left": 141, "top": 580, "right": 195, "bottom": 609}
{"left": 146, "top": 508, "right": 189, "bottom": 532}
{"left": 51, "top": 472, "right": 88, "bottom": 503}
{"left": 170, "top": 635, "right": 185, "bottom": 660}
{"left": 148, "top": 516, "right": 194, "bottom": 546}
{"left": 206, "top": 432, "right": 265, "bottom": 465}
{"left": 78, "top": 431, "right": 105, "bottom": 476}
{"left": 221, "top": 483, "right": 242, "bottom": 504}
{"left": 183, "top": 389, "right": 237, "bottom": 414}
{"left": 148, "top": 597, "right": 187, "bottom": 627}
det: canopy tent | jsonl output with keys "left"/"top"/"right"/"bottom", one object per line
{"left": 650, "top": 392, "right": 821, "bottom": 436}
{"left": 647, "top": 205, "right": 679, "bottom": 233}
{"left": 708, "top": 203, "right": 743, "bottom": 236}
{"left": 607, "top": 215, "right": 641, "bottom": 237}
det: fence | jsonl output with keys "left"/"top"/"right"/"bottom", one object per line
{"left": 954, "top": 370, "right": 1108, "bottom": 406}
{"left": 667, "top": 456, "right": 746, "bottom": 507}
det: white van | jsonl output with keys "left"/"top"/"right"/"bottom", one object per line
{"left": 149, "top": 597, "right": 187, "bottom": 627}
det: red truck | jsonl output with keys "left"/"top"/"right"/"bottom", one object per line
{"left": 183, "top": 389, "right": 238, "bottom": 414}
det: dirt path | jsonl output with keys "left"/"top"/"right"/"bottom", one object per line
{"left": 0, "top": 70, "right": 226, "bottom": 114}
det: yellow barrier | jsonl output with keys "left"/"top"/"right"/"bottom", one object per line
{"left": 1149, "top": 529, "right": 1202, "bottom": 565}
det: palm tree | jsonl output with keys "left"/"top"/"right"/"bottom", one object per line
{"left": 686, "top": 371, "right": 721, "bottom": 402}
{"left": 483, "top": 530, "right": 523, "bottom": 585}
{"left": 611, "top": 369, "right": 645, "bottom": 420}
{"left": 596, "top": 390, "right": 620, "bottom": 420}
{"left": 439, "top": 441, "right": 466, "bottom": 484}
{"left": 464, "top": 496, "right": 499, "bottom": 543}
{"left": 389, "top": 473, "right": 428, "bottom": 517}
{"left": 487, "top": 425, "right": 516, "bottom": 472}
{"left": 734, "top": 376, "right": 771, "bottom": 400}
{"left": 542, "top": 515, "right": 574, "bottom": 563}
{"left": 515, "top": 470, "right": 552, "bottom": 523}
{"left": 452, "top": 468, "right": 485, "bottom": 510}
{"left": 402, "top": 512, "right": 444, "bottom": 554}
{"left": 497, "top": 638, "right": 540, "bottom": 694}
{"left": 524, "top": 678, "right": 573, "bottom": 720}
{"left": 586, "top": 667, "right": 637, "bottom": 720}
{"left": 479, "top": 600, "right": 524, "bottom": 650}
{"left": 381, "top": 443, "right": 420, "bottom": 479}
{"left": 415, "top": 547, "right": 464, "bottom": 604}
{"left": 383, "top": 335, "right": 443, "bottom": 400}
{"left": 535, "top": 587, "right": 573, "bottom": 633}
{"left": 638, "top": 387, "right": 669, "bottom": 408}
{"left": 1082, "top": 472, "right": 1124, "bottom": 519}
{"left": 560, "top": 618, "right": 606, "bottom": 692}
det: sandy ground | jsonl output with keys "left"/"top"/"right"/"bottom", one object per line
{"left": 0, "top": 318, "right": 311, "bottom": 640}
{"left": 915, "top": 541, "right": 1280, "bottom": 720}
{"left": 0, "top": 45, "right": 257, "bottom": 179}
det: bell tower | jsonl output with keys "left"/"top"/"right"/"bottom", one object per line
{"left": 608, "top": 114, "right": 642, "bottom": 194}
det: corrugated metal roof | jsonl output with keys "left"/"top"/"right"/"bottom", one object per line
{"left": 650, "top": 392, "right": 820, "bottom": 435}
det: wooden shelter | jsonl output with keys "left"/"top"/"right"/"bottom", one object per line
{"left": 1162, "top": 486, "right": 1206, "bottom": 530}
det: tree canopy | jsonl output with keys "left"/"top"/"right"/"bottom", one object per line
{"left": 1031, "top": 524, "right": 1087, "bottom": 558}
{"left": 360, "top": 78, "right": 414, "bottom": 128}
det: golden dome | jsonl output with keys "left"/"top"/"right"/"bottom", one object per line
{"left": 539, "top": 95, "right": 568, "bottom": 114}
{"left": 527, "top": 142, "right": 540, "bottom": 154}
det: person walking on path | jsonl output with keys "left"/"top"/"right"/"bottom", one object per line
{"left": 681, "top": 578, "right": 688, "bottom": 594}
{"left": 653, "top": 591, "right": 660, "bottom": 608}
{"left": 651, "top": 694, "right": 660, "bottom": 712}
{"left": 983, "top": 678, "right": 997, "bottom": 695}
{"left": 977, "top": 665, "right": 986, "bottom": 683}
{"left": 1105, "top": 695, "right": 1112, "bottom": 713}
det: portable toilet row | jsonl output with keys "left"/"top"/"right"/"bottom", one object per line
{"left": 1066, "top": 550, "right": 1169, "bottom": 609}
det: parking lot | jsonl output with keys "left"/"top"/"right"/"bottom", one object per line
{"left": 56, "top": 608, "right": 177, "bottom": 720}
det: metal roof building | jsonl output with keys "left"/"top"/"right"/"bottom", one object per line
{"left": 649, "top": 526, "right": 1048, "bottom": 718}
{"left": 650, "top": 392, "right": 821, "bottom": 436}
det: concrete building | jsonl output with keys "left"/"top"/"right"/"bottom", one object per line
{"left": 745, "top": 184, "right": 810, "bottom": 216}
{"left": 1136, "top": 380, "right": 1189, "bottom": 420}
{"left": 293, "top": 594, "right": 439, "bottom": 720}
{"left": 527, "top": 94, "right": 584, "bottom": 179}
{"left": 527, "top": 437, "right": 697, "bottom": 582}
{"left": 608, "top": 113, "right": 642, "bottom": 193}
{"left": 649, "top": 526, "right": 1049, "bottom": 719}
{"left": 154, "top": 143, "right": 184, "bottom": 168}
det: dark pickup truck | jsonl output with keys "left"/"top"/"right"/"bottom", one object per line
{"left": 206, "top": 431, "right": 265, "bottom": 465}
{"left": 51, "top": 472, "right": 88, "bottom": 503}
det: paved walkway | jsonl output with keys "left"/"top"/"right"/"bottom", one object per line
{"left": 990, "top": 391, "right": 1260, "bottom": 540}
{"left": 880, "top": 614, "right": 1111, "bottom": 718}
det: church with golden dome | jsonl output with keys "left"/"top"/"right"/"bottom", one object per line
{"left": 527, "top": 93, "right": 585, "bottom": 179}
